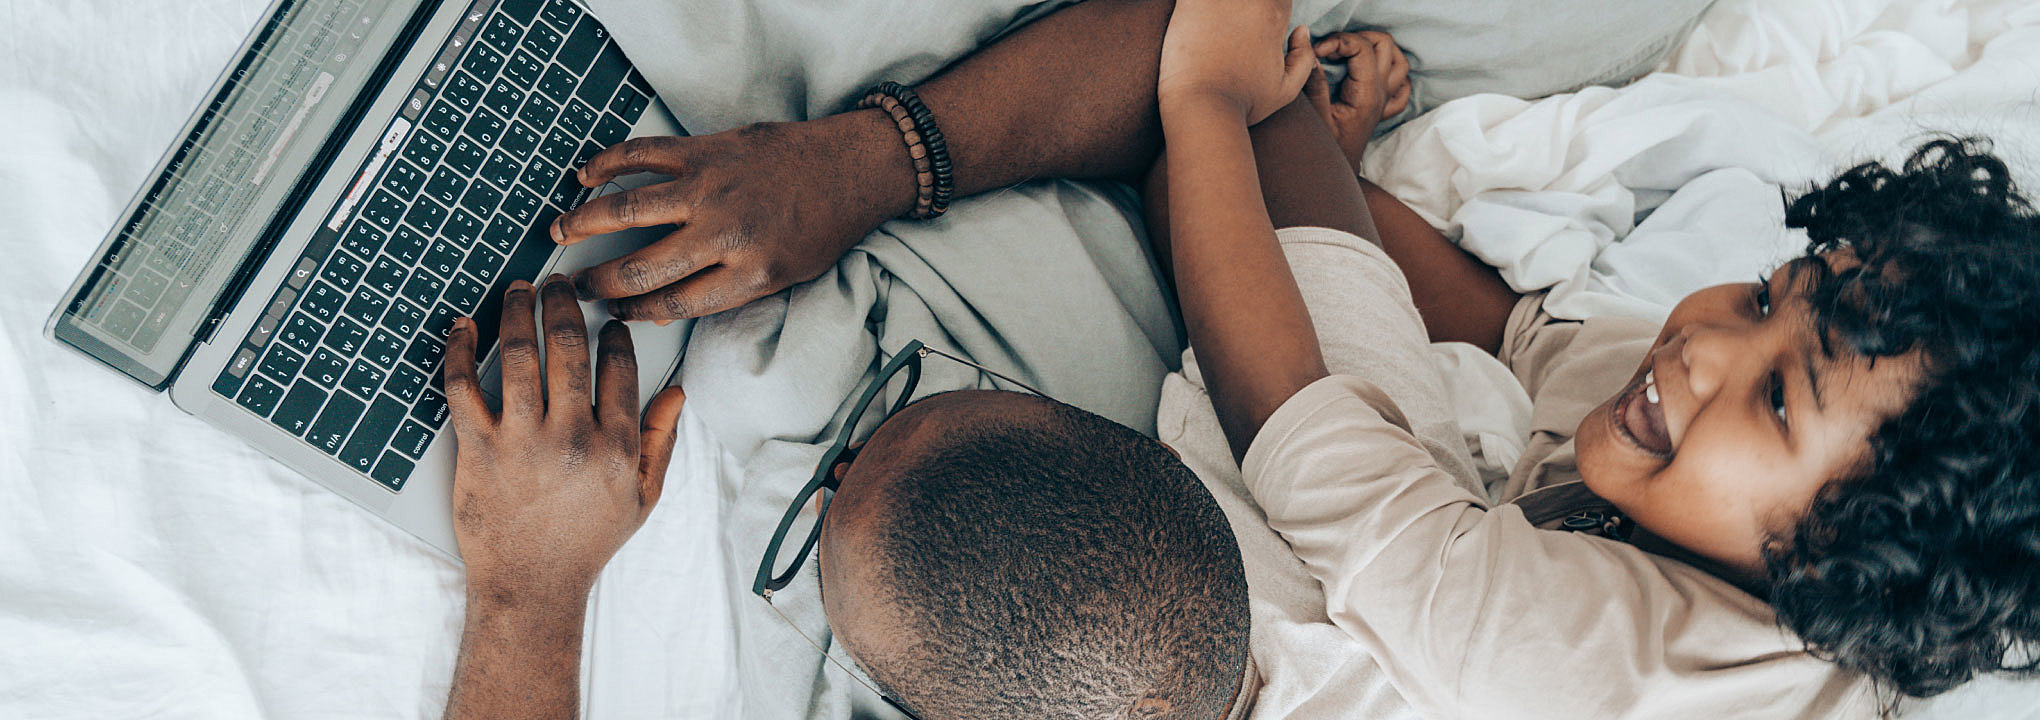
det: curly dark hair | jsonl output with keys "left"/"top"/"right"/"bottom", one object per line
{"left": 1765, "top": 138, "right": 2040, "bottom": 702}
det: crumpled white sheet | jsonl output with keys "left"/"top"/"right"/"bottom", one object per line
{"left": 1378, "top": 0, "right": 2040, "bottom": 714}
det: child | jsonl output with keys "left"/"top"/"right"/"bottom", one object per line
{"left": 1152, "top": 0, "right": 2039, "bottom": 716}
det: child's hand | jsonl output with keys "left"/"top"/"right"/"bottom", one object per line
{"left": 1303, "top": 31, "right": 1411, "bottom": 169}
{"left": 1158, "top": 0, "right": 1316, "bottom": 124}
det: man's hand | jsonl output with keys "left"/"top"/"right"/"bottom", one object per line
{"left": 1302, "top": 31, "right": 1410, "bottom": 170}
{"left": 442, "top": 276, "right": 687, "bottom": 720}
{"left": 549, "top": 115, "right": 912, "bottom": 324}
{"left": 1157, "top": 0, "right": 1316, "bottom": 125}
{"left": 444, "top": 275, "right": 688, "bottom": 599}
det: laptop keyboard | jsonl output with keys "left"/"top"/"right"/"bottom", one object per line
{"left": 208, "top": 0, "right": 655, "bottom": 492}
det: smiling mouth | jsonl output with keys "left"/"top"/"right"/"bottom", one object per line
{"left": 1614, "top": 369, "right": 1675, "bottom": 458}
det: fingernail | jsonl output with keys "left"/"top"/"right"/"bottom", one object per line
{"left": 573, "top": 272, "right": 597, "bottom": 301}
{"left": 550, "top": 219, "right": 564, "bottom": 243}
{"left": 546, "top": 273, "right": 569, "bottom": 289}
{"left": 511, "top": 279, "right": 532, "bottom": 292}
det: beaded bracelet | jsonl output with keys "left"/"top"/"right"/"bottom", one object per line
{"left": 857, "top": 81, "right": 953, "bottom": 220}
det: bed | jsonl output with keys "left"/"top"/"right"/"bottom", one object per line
{"left": 2, "top": 0, "right": 2036, "bottom": 717}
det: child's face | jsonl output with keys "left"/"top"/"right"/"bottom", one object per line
{"left": 1574, "top": 253, "right": 1923, "bottom": 580}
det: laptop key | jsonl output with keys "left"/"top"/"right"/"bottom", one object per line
{"left": 360, "top": 189, "right": 407, "bottom": 231}
{"left": 519, "top": 92, "right": 562, "bottom": 131}
{"left": 520, "top": 157, "right": 563, "bottom": 198}
{"left": 402, "top": 271, "right": 447, "bottom": 308}
{"left": 480, "top": 215, "right": 524, "bottom": 255}
{"left": 500, "top": 0, "right": 544, "bottom": 25}
{"left": 385, "top": 363, "right": 428, "bottom": 403}
{"left": 502, "top": 184, "right": 543, "bottom": 225}
{"left": 423, "top": 303, "right": 460, "bottom": 341}
{"left": 383, "top": 298, "right": 427, "bottom": 337}
{"left": 399, "top": 132, "right": 447, "bottom": 169}
{"left": 341, "top": 361, "right": 388, "bottom": 401}
{"left": 482, "top": 148, "right": 525, "bottom": 189}
{"left": 259, "top": 344, "right": 307, "bottom": 381}
{"left": 445, "top": 71, "right": 486, "bottom": 112}
{"left": 386, "top": 226, "right": 429, "bottom": 265}
{"left": 592, "top": 113, "right": 631, "bottom": 148}
{"left": 273, "top": 381, "right": 328, "bottom": 437}
{"left": 365, "top": 257, "right": 407, "bottom": 297}
{"left": 423, "top": 239, "right": 464, "bottom": 279}
{"left": 444, "top": 208, "right": 486, "bottom": 247}
{"left": 307, "top": 347, "right": 349, "bottom": 386}
{"left": 444, "top": 138, "right": 487, "bottom": 176}
{"left": 463, "top": 109, "right": 506, "bottom": 146}
{"left": 343, "top": 222, "right": 388, "bottom": 259}
{"left": 463, "top": 246, "right": 506, "bottom": 286}
{"left": 425, "top": 168, "right": 466, "bottom": 206}
{"left": 301, "top": 282, "right": 345, "bottom": 322}
{"left": 541, "top": 0, "right": 583, "bottom": 34}
{"left": 484, "top": 78, "right": 527, "bottom": 120}
{"left": 445, "top": 272, "right": 486, "bottom": 313}
{"left": 325, "top": 316, "right": 372, "bottom": 354}
{"left": 523, "top": 20, "right": 565, "bottom": 60}
{"left": 407, "top": 197, "right": 451, "bottom": 235}
{"left": 556, "top": 18, "right": 604, "bottom": 74}
{"left": 341, "top": 394, "right": 409, "bottom": 472}
{"left": 422, "top": 103, "right": 466, "bottom": 141}
{"left": 608, "top": 85, "right": 648, "bottom": 122}
{"left": 392, "top": 419, "right": 435, "bottom": 459}
{"left": 364, "top": 328, "right": 406, "bottom": 369}
{"left": 481, "top": 13, "right": 525, "bottom": 53}
{"left": 536, "top": 64, "right": 577, "bottom": 105}
{"left": 558, "top": 99, "right": 596, "bottom": 137}
{"left": 321, "top": 251, "right": 368, "bottom": 290}
{"left": 550, "top": 166, "right": 589, "bottom": 209}
{"left": 237, "top": 375, "right": 285, "bottom": 419}
{"left": 459, "top": 181, "right": 503, "bottom": 218}
{"left": 576, "top": 43, "right": 629, "bottom": 109}
{"left": 460, "top": 41, "right": 506, "bottom": 83}
{"left": 370, "top": 451, "right": 415, "bottom": 491}
{"left": 413, "top": 386, "right": 451, "bottom": 429}
{"left": 503, "top": 49, "right": 545, "bottom": 87}
{"left": 280, "top": 312, "right": 324, "bottom": 353}
{"left": 307, "top": 391, "right": 367, "bottom": 455}
{"left": 537, "top": 127, "right": 578, "bottom": 170}
{"left": 405, "top": 335, "right": 447, "bottom": 375}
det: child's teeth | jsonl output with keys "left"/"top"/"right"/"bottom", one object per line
{"left": 1644, "top": 370, "right": 1659, "bottom": 405}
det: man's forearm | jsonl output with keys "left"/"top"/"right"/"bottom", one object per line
{"left": 845, "top": 0, "right": 1175, "bottom": 217}
{"left": 444, "top": 590, "right": 587, "bottom": 720}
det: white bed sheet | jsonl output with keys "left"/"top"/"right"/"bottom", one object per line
{"left": 4, "top": 1, "right": 2037, "bottom": 719}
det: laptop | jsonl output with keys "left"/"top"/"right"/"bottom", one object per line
{"left": 45, "top": 0, "right": 692, "bottom": 558}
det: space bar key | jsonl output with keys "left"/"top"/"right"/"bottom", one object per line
{"left": 473, "top": 210, "right": 562, "bottom": 356}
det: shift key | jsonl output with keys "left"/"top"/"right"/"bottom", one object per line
{"left": 340, "top": 394, "right": 410, "bottom": 473}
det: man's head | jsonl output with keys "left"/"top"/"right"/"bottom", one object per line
{"left": 1573, "top": 138, "right": 2040, "bottom": 697}
{"left": 817, "top": 389, "right": 1251, "bottom": 719}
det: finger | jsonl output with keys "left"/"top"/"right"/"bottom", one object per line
{"left": 1279, "top": 26, "right": 1316, "bottom": 102}
{"left": 593, "top": 319, "right": 639, "bottom": 429}
{"left": 496, "top": 279, "right": 544, "bottom": 419}
{"left": 576, "top": 136, "right": 693, "bottom": 188}
{"left": 1313, "top": 31, "right": 1368, "bottom": 61}
{"left": 607, "top": 265, "right": 754, "bottom": 323}
{"left": 538, "top": 274, "right": 592, "bottom": 416}
{"left": 1385, "top": 74, "right": 1413, "bottom": 118}
{"left": 551, "top": 182, "right": 690, "bottom": 247}
{"left": 1304, "top": 64, "right": 1333, "bottom": 120}
{"left": 442, "top": 317, "right": 495, "bottom": 436}
{"left": 571, "top": 227, "right": 717, "bottom": 301}
{"left": 1335, "top": 50, "right": 1381, "bottom": 109}
{"left": 635, "top": 385, "right": 688, "bottom": 517}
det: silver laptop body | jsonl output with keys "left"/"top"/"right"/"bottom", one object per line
{"left": 46, "top": 0, "right": 691, "bottom": 558}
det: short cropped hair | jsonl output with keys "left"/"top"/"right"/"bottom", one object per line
{"left": 1767, "top": 138, "right": 2040, "bottom": 701}
{"left": 864, "top": 395, "right": 1250, "bottom": 719}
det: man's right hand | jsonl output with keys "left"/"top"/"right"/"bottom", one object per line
{"left": 551, "top": 113, "right": 912, "bottom": 323}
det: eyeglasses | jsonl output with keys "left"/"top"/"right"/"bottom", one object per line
{"left": 751, "top": 339, "right": 1049, "bottom": 719}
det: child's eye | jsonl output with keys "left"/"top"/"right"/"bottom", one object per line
{"left": 1753, "top": 277, "right": 1774, "bottom": 317}
{"left": 1768, "top": 371, "right": 1789, "bottom": 428}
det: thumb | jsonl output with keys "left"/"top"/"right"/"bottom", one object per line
{"left": 1279, "top": 26, "right": 1316, "bottom": 102}
{"left": 1305, "top": 64, "right": 1332, "bottom": 119}
{"left": 635, "top": 385, "right": 687, "bottom": 518}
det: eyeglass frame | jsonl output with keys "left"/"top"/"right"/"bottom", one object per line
{"left": 749, "top": 339, "right": 1050, "bottom": 719}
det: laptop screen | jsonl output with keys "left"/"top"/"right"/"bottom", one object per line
{"left": 53, "top": 0, "right": 424, "bottom": 387}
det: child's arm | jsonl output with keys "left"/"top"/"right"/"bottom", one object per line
{"left": 1156, "top": 0, "right": 1328, "bottom": 459}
